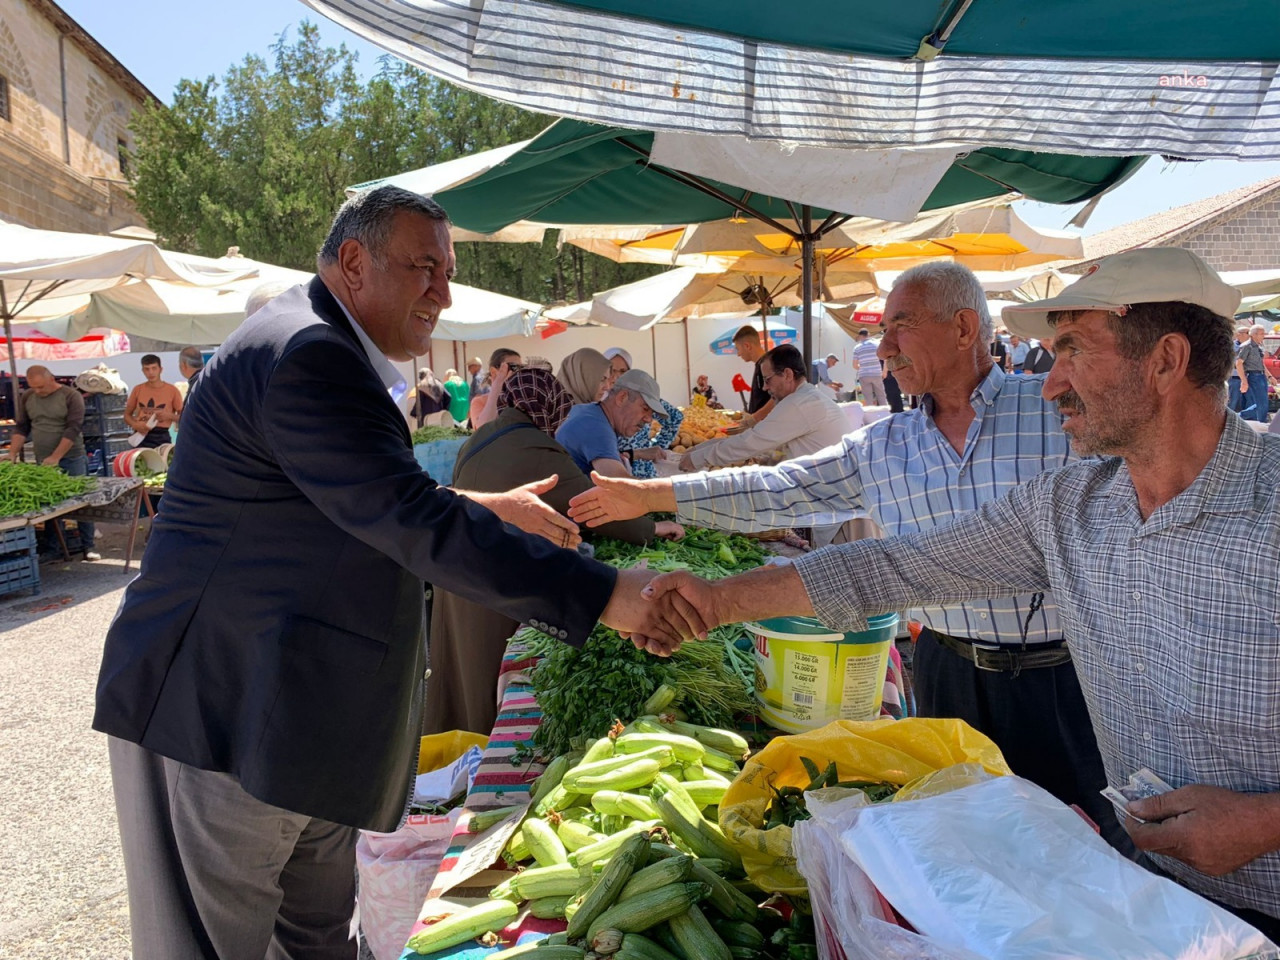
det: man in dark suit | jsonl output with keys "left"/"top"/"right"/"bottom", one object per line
{"left": 93, "top": 187, "right": 699, "bottom": 959}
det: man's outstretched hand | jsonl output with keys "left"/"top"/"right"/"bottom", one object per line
{"left": 1126, "top": 784, "right": 1280, "bottom": 876}
{"left": 464, "top": 475, "right": 582, "bottom": 549}
{"left": 568, "top": 472, "right": 674, "bottom": 528}
{"left": 600, "top": 567, "right": 711, "bottom": 656}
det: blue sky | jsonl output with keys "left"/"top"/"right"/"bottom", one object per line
{"left": 58, "top": 0, "right": 1280, "bottom": 237}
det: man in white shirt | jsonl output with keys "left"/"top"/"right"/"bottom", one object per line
{"left": 681, "top": 344, "right": 848, "bottom": 543}
{"left": 853, "top": 327, "right": 887, "bottom": 405}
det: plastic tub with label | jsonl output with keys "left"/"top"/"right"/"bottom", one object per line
{"left": 748, "top": 613, "right": 899, "bottom": 733}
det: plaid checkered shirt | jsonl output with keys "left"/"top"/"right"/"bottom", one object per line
{"left": 673, "top": 365, "right": 1071, "bottom": 646}
{"left": 792, "top": 412, "right": 1280, "bottom": 915}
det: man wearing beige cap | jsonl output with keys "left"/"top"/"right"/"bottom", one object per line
{"left": 631, "top": 247, "right": 1280, "bottom": 938}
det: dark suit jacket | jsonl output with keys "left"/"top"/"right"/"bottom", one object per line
{"left": 93, "top": 277, "right": 616, "bottom": 831}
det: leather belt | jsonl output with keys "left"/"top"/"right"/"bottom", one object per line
{"left": 926, "top": 628, "right": 1072, "bottom": 672}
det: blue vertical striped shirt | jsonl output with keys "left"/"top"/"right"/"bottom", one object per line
{"left": 672, "top": 365, "right": 1072, "bottom": 646}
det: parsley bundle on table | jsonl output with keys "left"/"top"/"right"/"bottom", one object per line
{"left": 523, "top": 531, "right": 765, "bottom": 757}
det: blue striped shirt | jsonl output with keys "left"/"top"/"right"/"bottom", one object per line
{"left": 852, "top": 338, "right": 882, "bottom": 376}
{"left": 672, "top": 365, "right": 1072, "bottom": 646}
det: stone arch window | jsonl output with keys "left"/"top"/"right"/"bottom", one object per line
{"left": 0, "top": 74, "right": 9, "bottom": 122}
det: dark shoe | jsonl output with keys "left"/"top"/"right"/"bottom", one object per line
{"left": 83, "top": 550, "right": 102, "bottom": 562}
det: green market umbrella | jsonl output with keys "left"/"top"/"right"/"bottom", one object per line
{"left": 304, "top": 0, "right": 1280, "bottom": 160}
{"left": 357, "top": 118, "right": 1142, "bottom": 365}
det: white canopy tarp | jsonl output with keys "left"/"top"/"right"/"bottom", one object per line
{"left": 0, "top": 222, "right": 260, "bottom": 323}
{"left": 30, "top": 264, "right": 540, "bottom": 346}
{"left": 589, "top": 266, "right": 872, "bottom": 331}
{"left": 645, "top": 134, "right": 962, "bottom": 225}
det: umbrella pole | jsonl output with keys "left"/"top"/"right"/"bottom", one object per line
{"left": 3, "top": 314, "right": 17, "bottom": 421}
{"left": 801, "top": 204, "right": 815, "bottom": 372}
{"left": 682, "top": 318, "right": 691, "bottom": 402}
{"left": 650, "top": 325, "right": 657, "bottom": 382}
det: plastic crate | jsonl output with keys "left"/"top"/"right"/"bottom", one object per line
{"left": 83, "top": 412, "right": 129, "bottom": 438}
{"left": 84, "top": 435, "right": 136, "bottom": 476}
{"left": 84, "top": 393, "right": 128, "bottom": 414}
{"left": 0, "top": 552, "right": 39, "bottom": 598}
{"left": 413, "top": 437, "right": 469, "bottom": 486}
{"left": 0, "top": 526, "right": 36, "bottom": 555}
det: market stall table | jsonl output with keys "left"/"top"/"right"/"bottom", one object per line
{"left": 0, "top": 476, "right": 149, "bottom": 594}
{"left": 400, "top": 628, "right": 909, "bottom": 957}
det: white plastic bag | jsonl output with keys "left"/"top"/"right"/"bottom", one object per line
{"left": 356, "top": 808, "right": 460, "bottom": 960}
{"left": 798, "top": 776, "right": 1276, "bottom": 960}
{"left": 795, "top": 788, "right": 982, "bottom": 960}
{"left": 74, "top": 363, "right": 127, "bottom": 394}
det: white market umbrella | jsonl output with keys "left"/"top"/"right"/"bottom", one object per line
{"left": 0, "top": 223, "right": 258, "bottom": 415}
{"left": 434, "top": 284, "right": 541, "bottom": 341}
{"left": 26, "top": 257, "right": 539, "bottom": 347}
{"left": 589, "top": 265, "right": 874, "bottom": 332}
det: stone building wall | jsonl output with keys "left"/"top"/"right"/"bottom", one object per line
{"left": 0, "top": 0, "right": 151, "bottom": 234}
{"left": 1172, "top": 194, "right": 1280, "bottom": 272}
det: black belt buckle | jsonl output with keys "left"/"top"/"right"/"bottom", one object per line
{"left": 966, "top": 638, "right": 1006, "bottom": 672}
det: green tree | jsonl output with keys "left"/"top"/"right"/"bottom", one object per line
{"left": 129, "top": 24, "right": 658, "bottom": 301}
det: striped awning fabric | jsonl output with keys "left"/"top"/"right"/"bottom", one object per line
{"left": 303, "top": 0, "right": 1280, "bottom": 161}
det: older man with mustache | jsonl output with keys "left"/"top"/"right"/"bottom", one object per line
{"left": 635, "top": 249, "right": 1280, "bottom": 941}
{"left": 570, "top": 260, "right": 1123, "bottom": 848}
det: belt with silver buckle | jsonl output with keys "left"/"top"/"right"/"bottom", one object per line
{"left": 926, "top": 628, "right": 1072, "bottom": 672}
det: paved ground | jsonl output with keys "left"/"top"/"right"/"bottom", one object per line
{"left": 1, "top": 523, "right": 377, "bottom": 959}
{"left": 1, "top": 524, "right": 136, "bottom": 959}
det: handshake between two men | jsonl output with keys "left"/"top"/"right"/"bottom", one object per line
{"left": 473, "top": 470, "right": 811, "bottom": 657}
{"left": 575, "top": 472, "right": 816, "bottom": 658}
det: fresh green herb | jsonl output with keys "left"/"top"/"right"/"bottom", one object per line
{"left": 522, "top": 531, "right": 765, "bottom": 756}
{"left": 410, "top": 424, "right": 471, "bottom": 445}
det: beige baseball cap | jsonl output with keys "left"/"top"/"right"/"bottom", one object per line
{"left": 614, "top": 369, "right": 669, "bottom": 419}
{"left": 1001, "top": 248, "right": 1242, "bottom": 340}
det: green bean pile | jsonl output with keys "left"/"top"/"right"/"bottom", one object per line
{"left": 0, "top": 461, "right": 95, "bottom": 517}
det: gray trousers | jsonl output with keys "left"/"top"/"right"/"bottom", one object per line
{"left": 858, "top": 375, "right": 888, "bottom": 407}
{"left": 108, "top": 736, "right": 358, "bottom": 960}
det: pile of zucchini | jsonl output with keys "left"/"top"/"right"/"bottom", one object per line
{"left": 406, "top": 718, "right": 805, "bottom": 959}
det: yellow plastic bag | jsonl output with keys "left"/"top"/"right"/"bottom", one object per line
{"left": 719, "top": 717, "right": 1012, "bottom": 896}
{"left": 417, "top": 730, "right": 488, "bottom": 775}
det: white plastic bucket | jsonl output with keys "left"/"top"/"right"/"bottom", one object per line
{"left": 112, "top": 447, "right": 165, "bottom": 478}
{"left": 748, "top": 614, "right": 899, "bottom": 733}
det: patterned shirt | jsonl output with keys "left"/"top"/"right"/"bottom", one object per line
{"left": 1239, "top": 341, "right": 1266, "bottom": 374}
{"left": 793, "top": 413, "right": 1280, "bottom": 916}
{"left": 852, "top": 337, "right": 882, "bottom": 376}
{"left": 673, "top": 366, "right": 1071, "bottom": 645}
{"left": 619, "top": 400, "right": 683, "bottom": 479}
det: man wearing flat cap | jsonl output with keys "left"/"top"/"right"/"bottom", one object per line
{"left": 635, "top": 247, "right": 1280, "bottom": 940}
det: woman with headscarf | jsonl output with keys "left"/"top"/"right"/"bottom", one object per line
{"left": 691, "top": 374, "right": 723, "bottom": 409}
{"left": 425, "top": 367, "right": 682, "bottom": 734}
{"left": 557, "top": 347, "right": 612, "bottom": 405}
{"left": 603, "top": 346, "right": 632, "bottom": 390}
